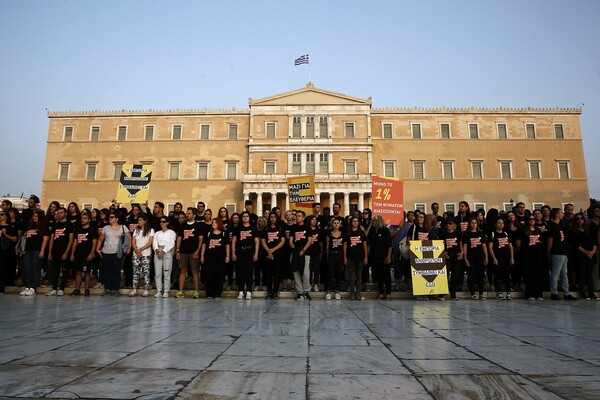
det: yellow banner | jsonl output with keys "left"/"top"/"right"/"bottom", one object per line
{"left": 287, "top": 175, "right": 315, "bottom": 215}
{"left": 410, "top": 240, "right": 449, "bottom": 296}
{"left": 116, "top": 164, "right": 153, "bottom": 204}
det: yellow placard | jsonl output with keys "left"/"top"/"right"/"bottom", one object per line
{"left": 116, "top": 164, "right": 153, "bottom": 204}
{"left": 410, "top": 240, "right": 449, "bottom": 296}
{"left": 287, "top": 175, "right": 315, "bottom": 215}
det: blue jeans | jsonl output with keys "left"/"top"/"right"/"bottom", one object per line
{"left": 550, "top": 254, "right": 570, "bottom": 295}
{"left": 102, "top": 253, "right": 122, "bottom": 291}
{"left": 23, "top": 251, "right": 41, "bottom": 289}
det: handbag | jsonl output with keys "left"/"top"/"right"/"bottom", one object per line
{"left": 117, "top": 225, "right": 131, "bottom": 258}
{"left": 16, "top": 234, "right": 26, "bottom": 256}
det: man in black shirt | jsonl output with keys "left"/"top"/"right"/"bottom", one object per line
{"left": 289, "top": 211, "right": 311, "bottom": 300}
{"left": 46, "top": 207, "right": 74, "bottom": 296}
{"left": 547, "top": 208, "right": 577, "bottom": 300}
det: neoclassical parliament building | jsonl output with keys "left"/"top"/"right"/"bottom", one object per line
{"left": 42, "top": 83, "right": 589, "bottom": 217}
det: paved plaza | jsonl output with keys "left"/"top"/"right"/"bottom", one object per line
{"left": 0, "top": 295, "right": 599, "bottom": 400}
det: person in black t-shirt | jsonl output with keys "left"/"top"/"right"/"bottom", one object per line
{"left": 516, "top": 216, "right": 545, "bottom": 300}
{"left": 463, "top": 217, "right": 488, "bottom": 299}
{"left": 47, "top": 207, "right": 75, "bottom": 296}
{"left": 201, "top": 219, "right": 230, "bottom": 299}
{"left": 70, "top": 211, "right": 98, "bottom": 296}
{"left": 175, "top": 208, "right": 203, "bottom": 299}
{"left": 570, "top": 213, "right": 597, "bottom": 300}
{"left": 261, "top": 213, "right": 286, "bottom": 299}
{"left": 441, "top": 219, "right": 463, "bottom": 300}
{"left": 488, "top": 218, "right": 514, "bottom": 300}
{"left": 344, "top": 216, "right": 368, "bottom": 300}
{"left": 547, "top": 208, "right": 577, "bottom": 300}
{"left": 290, "top": 211, "right": 311, "bottom": 300}
{"left": 305, "top": 216, "right": 323, "bottom": 292}
{"left": 232, "top": 211, "right": 259, "bottom": 300}
{"left": 368, "top": 215, "right": 392, "bottom": 299}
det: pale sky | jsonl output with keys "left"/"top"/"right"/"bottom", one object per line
{"left": 1, "top": 0, "right": 599, "bottom": 200}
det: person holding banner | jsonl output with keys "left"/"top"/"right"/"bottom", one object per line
{"left": 463, "top": 217, "right": 489, "bottom": 299}
{"left": 441, "top": 219, "right": 464, "bottom": 300}
{"left": 344, "top": 216, "right": 368, "bottom": 300}
{"left": 368, "top": 215, "right": 392, "bottom": 300}
{"left": 290, "top": 211, "right": 311, "bottom": 300}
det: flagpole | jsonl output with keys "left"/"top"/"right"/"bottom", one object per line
{"left": 308, "top": 62, "right": 312, "bottom": 83}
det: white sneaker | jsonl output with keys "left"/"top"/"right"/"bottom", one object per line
{"left": 237, "top": 291, "right": 244, "bottom": 300}
{"left": 162, "top": 292, "right": 169, "bottom": 298}
{"left": 142, "top": 290, "right": 149, "bottom": 297}
{"left": 335, "top": 293, "right": 341, "bottom": 300}
{"left": 46, "top": 289, "right": 57, "bottom": 296}
{"left": 129, "top": 289, "right": 137, "bottom": 297}
{"left": 246, "top": 292, "right": 252, "bottom": 300}
{"left": 314, "top": 284, "right": 320, "bottom": 292}
{"left": 57, "top": 290, "right": 64, "bottom": 296}
{"left": 154, "top": 292, "right": 162, "bottom": 298}
{"left": 536, "top": 297, "right": 544, "bottom": 301}
{"left": 26, "top": 288, "right": 36, "bottom": 296}
{"left": 253, "top": 286, "right": 260, "bottom": 291}
{"left": 20, "top": 288, "right": 29, "bottom": 296}
{"left": 325, "top": 293, "right": 332, "bottom": 300}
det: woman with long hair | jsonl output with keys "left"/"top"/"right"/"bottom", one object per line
{"left": 305, "top": 215, "right": 323, "bottom": 292}
{"left": 516, "top": 215, "right": 545, "bottom": 300}
{"left": 232, "top": 211, "right": 259, "bottom": 300}
{"left": 368, "top": 215, "right": 392, "bottom": 299}
{"left": 570, "top": 212, "right": 597, "bottom": 300}
{"left": 225, "top": 212, "right": 240, "bottom": 290}
{"left": 96, "top": 211, "right": 130, "bottom": 296}
{"left": 261, "top": 212, "right": 286, "bottom": 299}
{"left": 201, "top": 218, "right": 230, "bottom": 299}
{"left": 0, "top": 210, "right": 19, "bottom": 293}
{"left": 254, "top": 216, "right": 268, "bottom": 290}
{"left": 67, "top": 202, "right": 81, "bottom": 227}
{"left": 130, "top": 214, "right": 154, "bottom": 297}
{"left": 455, "top": 201, "right": 472, "bottom": 234}
{"left": 218, "top": 207, "right": 230, "bottom": 231}
{"left": 463, "top": 217, "right": 488, "bottom": 299}
{"left": 152, "top": 216, "right": 176, "bottom": 298}
{"left": 325, "top": 217, "right": 344, "bottom": 300}
{"left": 488, "top": 218, "right": 514, "bottom": 300}
{"left": 343, "top": 216, "right": 368, "bottom": 300}
{"left": 20, "top": 210, "right": 49, "bottom": 296}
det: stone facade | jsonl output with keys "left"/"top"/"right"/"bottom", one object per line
{"left": 42, "top": 83, "right": 588, "bottom": 216}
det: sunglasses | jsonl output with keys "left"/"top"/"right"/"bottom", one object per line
{"left": 160, "top": 220, "right": 168, "bottom": 223}
{"left": 109, "top": 215, "right": 117, "bottom": 219}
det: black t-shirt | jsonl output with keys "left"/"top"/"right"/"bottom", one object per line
{"left": 548, "top": 221, "right": 570, "bottom": 255}
{"left": 306, "top": 227, "right": 322, "bottom": 256}
{"left": 441, "top": 230, "right": 462, "bottom": 257}
{"left": 264, "top": 225, "right": 285, "bottom": 252}
{"left": 126, "top": 216, "right": 139, "bottom": 235}
{"left": 24, "top": 226, "right": 48, "bottom": 252}
{"left": 519, "top": 228, "right": 544, "bottom": 258}
{"left": 290, "top": 223, "right": 308, "bottom": 251}
{"left": 454, "top": 213, "right": 471, "bottom": 233}
{"left": 0, "top": 223, "right": 18, "bottom": 248}
{"left": 490, "top": 230, "right": 511, "bottom": 260}
{"left": 368, "top": 227, "right": 392, "bottom": 263}
{"left": 204, "top": 231, "right": 230, "bottom": 260}
{"left": 345, "top": 229, "right": 367, "bottom": 260}
{"left": 328, "top": 231, "right": 344, "bottom": 254}
{"left": 407, "top": 224, "right": 429, "bottom": 241}
{"left": 234, "top": 225, "right": 258, "bottom": 250}
{"left": 74, "top": 225, "right": 98, "bottom": 256}
{"left": 178, "top": 221, "right": 202, "bottom": 254}
{"left": 464, "top": 230, "right": 486, "bottom": 259}
{"left": 570, "top": 228, "right": 595, "bottom": 252}
{"left": 51, "top": 221, "right": 74, "bottom": 255}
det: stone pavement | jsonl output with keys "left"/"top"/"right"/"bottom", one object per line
{"left": 0, "top": 295, "right": 599, "bottom": 399}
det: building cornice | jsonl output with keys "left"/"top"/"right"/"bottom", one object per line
{"left": 47, "top": 108, "right": 250, "bottom": 118}
{"left": 372, "top": 106, "right": 582, "bottom": 115}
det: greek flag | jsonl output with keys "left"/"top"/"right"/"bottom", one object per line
{"left": 294, "top": 54, "right": 309, "bottom": 65}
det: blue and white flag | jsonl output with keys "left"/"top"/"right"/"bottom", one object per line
{"left": 294, "top": 54, "right": 309, "bottom": 65}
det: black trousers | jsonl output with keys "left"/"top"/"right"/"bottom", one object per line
{"left": 467, "top": 255, "right": 485, "bottom": 296}
{"left": 205, "top": 257, "right": 225, "bottom": 297}
{"left": 523, "top": 253, "right": 544, "bottom": 299}
{"left": 447, "top": 256, "right": 462, "bottom": 298}
{"left": 494, "top": 256, "right": 512, "bottom": 292}
{"left": 328, "top": 251, "right": 343, "bottom": 291}
{"left": 49, "top": 255, "right": 69, "bottom": 291}
{"left": 236, "top": 249, "right": 254, "bottom": 292}
{"left": 264, "top": 252, "right": 282, "bottom": 295}
{"left": 373, "top": 261, "right": 391, "bottom": 295}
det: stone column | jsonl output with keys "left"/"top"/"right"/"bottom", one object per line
{"left": 358, "top": 191, "right": 365, "bottom": 212}
{"left": 344, "top": 192, "right": 350, "bottom": 217}
{"left": 271, "top": 192, "right": 278, "bottom": 211}
{"left": 284, "top": 191, "right": 289, "bottom": 212}
{"left": 257, "top": 192, "right": 263, "bottom": 215}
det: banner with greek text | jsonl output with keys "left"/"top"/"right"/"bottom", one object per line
{"left": 410, "top": 240, "right": 449, "bottom": 296}
{"left": 371, "top": 176, "right": 404, "bottom": 226}
{"left": 287, "top": 175, "right": 315, "bottom": 215}
{"left": 116, "top": 164, "right": 153, "bottom": 204}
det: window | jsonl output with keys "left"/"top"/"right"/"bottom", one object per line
{"left": 529, "top": 161, "right": 541, "bottom": 179}
{"left": 63, "top": 126, "right": 73, "bottom": 142}
{"left": 500, "top": 161, "right": 512, "bottom": 179}
{"left": 469, "top": 123, "right": 479, "bottom": 139}
{"left": 266, "top": 122, "right": 276, "bottom": 139}
{"left": 306, "top": 117, "right": 315, "bottom": 138}
{"left": 440, "top": 123, "right": 450, "bottom": 139}
{"left": 411, "top": 123, "right": 422, "bottom": 139}
{"left": 113, "top": 163, "right": 124, "bottom": 180}
{"left": 558, "top": 161, "right": 570, "bottom": 179}
{"left": 345, "top": 123, "right": 355, "bottom": 138}
{"left": 172, "top": 125, "right": 182, "bottom": 140}
{"left": 225, "top": 204, "right": 236, "bottom": 215}
{"left": 306, "top": 153, "right": 315, "bottom": 173}
{"left": 197, "top": 162, "right": 208, "bottom": 180}
{"left": 442, "top": 161, "right": 454, "bottom": 180}
{"left": 144, "top": 125, "right": 154, "bottom": 141}
{"left": 532, "top": 202, "right": 544, "bottom": 210}
{"left": 58, "top": 163, "right": 70, "bottom": 181}
{"left": 414, "top": 203, "right": 426, "bottom": 213}
{"left": 497, "top": 123, "right": 507, "bottom": 139}
{"left": 554, "top": 124, "right": 564, "bottom": 139}
{"left": 471, "top": 161, "right": 483, "bottom": 179}
{"left": 444, "top": 203, "right": 456, "bottom": 214}
{"left": 200, "top": 124, "right": 210, "bottom": 140}
{"left": 169, "top": 162, "right": 180, "bottom": 180}
{"left": 319, "top": 153, "right": 329, "bottom": 173}
{"left": 226, "top": 162, "right": 237, "bottom": 180}
{"left": 117, "top": 126, "right": 127, "bottom": 141}
{"left": 291, "top": 153, "right": 301, "bottom": 174}
{"left": 86, "top": 163, "right": 97, "bottom": 181}
{"left": 413, "top": 161, "right": 424, "bottom": 179}
{"left": 292, "top": 117, "right": 301, "bottom": 138}
{"left": 503, "top": 203, "right": 514, "bottom": 212}
{"left": 228, "top": 124, "right": 238, "bottom": 140}
{"left": 345, "top": 161, "right": 356, "bottom": 174}
{"left": 383, "top": 123, "right": 393, "bottom": 139}
{"left": 526, "top": 123, "right": 536, "bottom": 139}
{"left": 265, "top": 161, "right": 275, "bottom": 174}
{"left": 319, "top": 116, "right": 328, "bottom": 136}
{"left": 473, "top": 203, "right": 486, "bottom": 212}
{"left": 383, "top": 161, "right": 395, "bottom": 178}
{"left": 82, "top": 203, "right": 93, "bottom": 211}
{"left": 90, "top": 126, "right": 100, "bottom": 141}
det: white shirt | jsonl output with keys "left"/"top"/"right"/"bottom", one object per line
{"left": 132, "top": 228, "right": 155, "bottom": 257}
{"left": 153, "top": 229, "right": 177, "bottom": 254}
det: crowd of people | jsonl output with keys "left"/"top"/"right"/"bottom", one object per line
{"left": 1, "top": 195, "right": 599, "bottom": 302}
